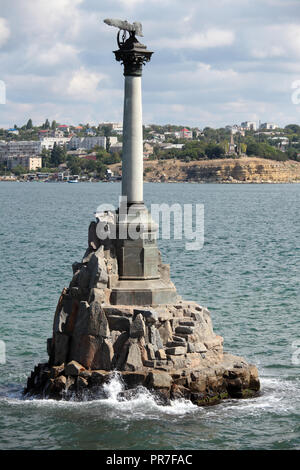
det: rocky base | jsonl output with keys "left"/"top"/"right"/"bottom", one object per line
{"left": 24, "top": 298, "right": 260, "bottom": 405}
{"left": 25, "top": 351, "right": 260, "bottom": 406}
{"left": 24, "top": 219, "right": 260, "bottom": 406}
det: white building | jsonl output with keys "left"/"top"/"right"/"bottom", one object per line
{"left": 7, "top": 156, "right": 42, "bottom": 171}
{"left": 241, "top": 121, "right": 257, "bottom": 131}
{"left": 110, "top": 142, "right": 123, "bottom": 153}
{"left": 68, "top": 136, "right": 106, "bottom": 151}
{"left": 0, "top": 141, "right": 41, "bottom": 161}
{"left": 99, "top": 122, "right": 123, "bottom": 135}
{"left": 40, "top": 136, "right": 71, "bottom": 151}
{"left": 260, "top": 123, "right": 278, "bottom": 130}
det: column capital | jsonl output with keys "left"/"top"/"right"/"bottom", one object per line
{"left": 114, "top": 35, "right": 153, "bottom": 77}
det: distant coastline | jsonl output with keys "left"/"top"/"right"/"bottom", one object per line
{"left": 109, "top": 157, "right": 300, "bottom": 184}
{"left": 1, "top": 157, "right": 300, "bottom": 184}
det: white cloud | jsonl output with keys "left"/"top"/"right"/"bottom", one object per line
{"left": 1, "top": 0, "right": 300, "bottom": 128}
{"left": 26, "top": 42, "right": 80, "bottom": 67}
{"left": 250, "top": 24, "right": 300, "bottom": 59}
{"left": 0, "top": 18, "right": 10, "bottom": 47}
{"left": 66, "top": 67, "right": 107, "bottom": 100}
{"left": 155, "top": 28, "right": 235, "bottom": 49}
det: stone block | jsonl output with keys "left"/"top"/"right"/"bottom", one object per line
{"left": 165, "top": 346, "right": 187, "bottom": 356}
{"left": 53, "top": 333, "right": 69, "bottom": 365}
{"left": 124, "top": 341, "right": 143, "bottom": 371}
{"left": 88, "top": 248, "right": 108, "bottom": 288}
{"left": 64, "top": 299, "right": 79, "bottom": 335}
{"left": 167, "top": 341, "right": 185, "bottom": 348}
{"left": 65, "top": 360, "right": 85, "bottom": 376}
{"left": 88, "top": 221, "right": 101, "bottom": 251}
{"left": 204, "top": 335, "right": 224, "bottom": 350}
{"left": 50, "top": 363, "right": 64, "bottom": 379}
{"left": 78, "top": 266, "right": 90, "bottom": 289}
{"left": 143, "top": 360, "right": 156, "bottom": 368}
{"left": 47, "top": 338, "right": 53, "bottom": 357}
{"left": 172, "top": 335, "right": 186, "bottom": 343}
{"left": 175, "top": 325, "right": 194, "bottom": 335}
{"left": 92, "top": 338, "right": 114, "bottom": 371}
{"left": 158, "top": 321, "right": 173, "bottom": 345}
{"left": 73, "top": 301, "right": 110, "bottom": 338}
{"left": 107, "top": 315, "right": 130, "bottom": 332}
{"left": 89, "top": 370, "right": 110, "bottom": 386}
{"left": 69, "top": 334, "right": 101, "bottom": 369}
{"left": 112, "top": 333, "right": 130, "bottom": 370}
{"left": 146, "top": 371, "right": 172, "bottom": 389}
{"left": 170, "top": 355, "right": 187, "bottom": 369}
{"left": 179, "top": 320, "right": 195, "bottom": 327}
{"left": 146, "top": 343, "right": 156, "bottom": 361}
{"left": 122, "top": 371, "right": 147, "bottom": 389}
{"left": 130, "top": 314, "right": 146, "bottom": 338}
{"left": 102, "top": 306, "right": 133, "bottom": 317}
{"left": 134, "top": 308, "right": 158, "bottom": 325}
{"left": 156, "top": 349, "right": 167, "bottom": 360}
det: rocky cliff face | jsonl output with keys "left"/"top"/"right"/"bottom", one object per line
{"left": 128, "top": 157, "right": 300, "bottom": 183}
{"left": 25, "top": 221, "right": 260, "bottom": 406}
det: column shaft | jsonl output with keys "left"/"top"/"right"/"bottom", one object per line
{"left": 122, "top": 76, "right": 143, "bottom": 204}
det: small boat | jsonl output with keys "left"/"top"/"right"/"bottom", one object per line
{"left": 68, "top": 180, "right": 79, "bottom": 183}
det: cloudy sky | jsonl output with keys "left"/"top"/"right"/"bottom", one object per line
{"left": 0, "top": 0, "right": 300, "bottom": 129}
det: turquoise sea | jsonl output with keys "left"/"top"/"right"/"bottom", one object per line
{"left": 0, "top": 181, "right": 299, "bottom": 450}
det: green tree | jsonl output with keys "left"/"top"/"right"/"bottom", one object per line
{"left": 50, "top": 143, "right": 66, "bottom": 167}
{"left": 205, "top": 144, "right": 225, "bottom": 159}
{"left": 13, "top": 165, "right": 27, "bottom": 176}
{"left": 26, "top": 119, "right": 33, "bottom": 129}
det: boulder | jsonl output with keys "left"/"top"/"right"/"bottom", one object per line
{"left": 134, "top": 308, "right": 158, "bottom": 325}
{"left": 158, "top": 321, "right": 173, "bottom": 345}
{"left": 165, "top": 346, "right": 187, "bottom": 356}
{"left": 69, "top": 334, "right": 101, "bottom": 369}
{"left": 107, "top": 315, "right": 130, "bottom": 332}
{"left": 88, "top": 248, "right": 108, "bottom": 288}
{"left": 89, "top": 370, "right": 110, "bottom": 386}
{"left": 50, "top": 364, "right": 65, "bottom": 379}
{"left": 124, "top": 341, "right": 143, "bottom": 371}
{"left": 88, "top": 221, "right": 101, "bottom": 251}
{"left": 156, "top": 349, "right": 167, "bottom": 360}
{"left": 73, "top": 301, "right": 110, "bottom": 338}
{"left": 65, "top": 360, "right": 85, "bottom": 376}
{"left": 122, "top": 371, "right": 147, "bottom": 389}
{"left": 146, "top": 371, "right": 172, "bottom": 389}
{"left": 92, "top": 338, "right": 114, "bottom": 371}
{"left": 175, "top": 325, "right": 194, "bottom": 335}
{"left": 53, "top": 333, "right": 69, "bottom": 365}
{"left": 146, "top": 343, "right": 156, "bottom": 360}
{"left": 130, "top": 314, "right": 146, "bottom": 338}
{"left": 78, "top": 266, "right": 91, "bottom": 289}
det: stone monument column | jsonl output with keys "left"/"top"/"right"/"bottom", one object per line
{"left": 114, "top": 31, "right": 152, "bottom": 204}
{"left": 122, "top": 75, "right": 143, "bottom": 203}
{"left": 102, "top": 22, "right": 177, "bottom": 304}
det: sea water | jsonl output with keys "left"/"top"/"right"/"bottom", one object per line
{"left": 0, "top": 182, "right": 299, "bottom": 450}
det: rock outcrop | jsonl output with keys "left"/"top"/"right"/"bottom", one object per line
{"left": 109, "top": 157, "right": 300, "bottom": 183}
{"left": 25, "top": 221, "right": 260, "bottom": 405}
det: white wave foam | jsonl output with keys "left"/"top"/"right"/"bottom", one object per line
{"left": 1, "top": 374, "right": 298, "bottom": 421}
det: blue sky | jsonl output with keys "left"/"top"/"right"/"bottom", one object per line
{"left": 0, "top": 0, "right": 300, "bottom": 128}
